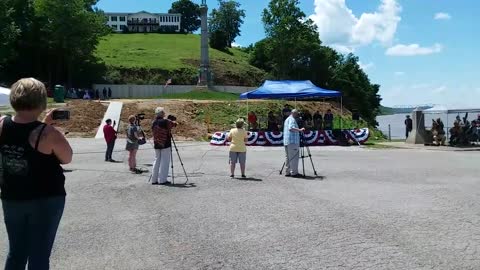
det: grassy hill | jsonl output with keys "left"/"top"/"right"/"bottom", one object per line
{"left": 95, "top": 34, "right": 266, "bottom": 86}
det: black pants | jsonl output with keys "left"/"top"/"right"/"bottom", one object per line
{"left": 106, "top": 140, "right": 115, "bottom": 161}
{"left": 406, "top": 129, "right": 412, "bottom": 139}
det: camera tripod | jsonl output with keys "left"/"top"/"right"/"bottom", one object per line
{"left": 279, "top": 134, "right": 318, "bottom": 178}
{"left": 169, "top": 134, "right": 190, "bottom": 185}
{"left": 148, "top": 133, "right": 190, "bottom": 185}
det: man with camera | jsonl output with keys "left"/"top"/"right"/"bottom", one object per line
{"left": 151, "top": 107, "right": 177, "bottom": 185}
{"left": 283, "top": 109, "right": 305, "bottom": 177}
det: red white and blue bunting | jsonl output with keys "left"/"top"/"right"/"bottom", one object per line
{"left": 210, "top": 128, "right": 370, "bottom": 146}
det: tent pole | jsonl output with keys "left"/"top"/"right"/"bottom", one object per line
{"left": 340, "top": 97, "right": 343, "bottom": 130}
{"left": 247, "top": 99, "right": 249, "bottom": 124}
{"left": 446, "top": 113, "right": 449, "bottom": 143}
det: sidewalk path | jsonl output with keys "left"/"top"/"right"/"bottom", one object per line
{"left": 95, "top": 101, "right": 123, "bottom": 139}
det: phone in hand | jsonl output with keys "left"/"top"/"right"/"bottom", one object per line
{"left": 52, "top": 110, "right": 70, "bottom": 121}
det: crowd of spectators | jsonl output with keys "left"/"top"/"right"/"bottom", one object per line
{"left": 247, "top": 105, "right": 335, "bottom": 132}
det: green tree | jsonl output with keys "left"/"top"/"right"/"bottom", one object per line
{"left": 34, "top": 0, "right": 109, "bottom": 87}
{"left": 249, "top": 38, "right": 274, "bottom": 72}
{"left": 169, "top": 0, "right": 201, "bottom": 33}
{"left": 209, "top": 0, "right": 245, "bottom": 48}
{"left": 0, "top": 0, "right": 20, "bottom": 71}
{"left": 249, "top": 0, "right": 382, "bottom": 126}
{"left": 326, "top": 54, "right": 381, "bottom": 125}
{"left": 0, "top": 0, "right": 39, "bottom": 80}
{"left": 261, "top": 0, "right": 320, "bottom": 78}
{"left": 209, "top": 30, "right": 228, "bottom": 50}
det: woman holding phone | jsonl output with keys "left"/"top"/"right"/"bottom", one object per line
{"left": 0, "top": 78, "right": 73, "bottom": 269}
{"left": 126, "top": 115, "right": 142, "bottom": 174}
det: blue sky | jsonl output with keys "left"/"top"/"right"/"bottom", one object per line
{"left": 96, "top": 0, "right": 479, "bottom": 107}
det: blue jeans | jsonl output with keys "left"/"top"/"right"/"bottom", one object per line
{"left": 2, "top": 196, "right": 65, "bottom": 270}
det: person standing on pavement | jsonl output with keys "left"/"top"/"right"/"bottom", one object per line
{"left": 283, "top": 109, "right": 305, "bottom": 177}
{"left": 227, "top": 119, "right": 248, "bottom": 178}
{"left": 151, "top": 107, "right": 177, "bottom": 185}
{"left": 126, "top": 115, "right": 142, "bottom": 174}
{"left": 0, "top": 78, "right": 73, "bottom": 269}
{"left": 108, "top": 87, "right": 112, "bottom": 99}
{"left": 103, "top": 119, "right": 117, "bottom": 162}
{"left": 405, "top": 115, "right": 413, "bottom": 139}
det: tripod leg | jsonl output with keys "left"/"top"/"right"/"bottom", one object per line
{"left": 279, "top": 161, "right": 285, "bottom": 175}
{"left": 305, "top": 146, "right": 318, "bottom": 176}
{"left": 170, "top": 146, "right": 174, "bottom": 185}
{"left": 171, "top": 136, "right": 190, "bottom": 185}
{"left": 301, "top": 146, "right": 305, "bottom": 177}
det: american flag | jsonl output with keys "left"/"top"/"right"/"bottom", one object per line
{"left": 164, "top": 78, "right": 172, "bottom": 88}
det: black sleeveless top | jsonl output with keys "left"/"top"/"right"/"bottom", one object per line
{"left": 0, "top": 117, "right": 66, "bottom": 200}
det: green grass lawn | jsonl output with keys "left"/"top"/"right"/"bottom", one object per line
{"left": 96, "top": 34, "right": 252, "bottom": 70}
{"left": 95, "top": 34, "right": 265, "bottom": 85}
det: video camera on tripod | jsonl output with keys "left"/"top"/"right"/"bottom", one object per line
{"left": 134, "top": 113, "right": 146, "bottom": 125}
{"left": 280, "top": 130, "right": 318, "bottom": 178}
{"left": 133, "top": 113, "right": 147, "bottom": 145}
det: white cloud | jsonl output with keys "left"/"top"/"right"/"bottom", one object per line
{"left": 394, "top": 71, "right": 405, "bottom": 76}
{"left": 359, "top": 61, "right": 374, "bottom": 71}
{"left": 309, "top": 0, "right": 401, "bottom": 51}
{"left": 432, "top": 85, "right": 447, "bottom": 94}
{"left": 231, "top": 42, "right": 242, "bottom": 48}
{"left": 434, "top": 12, "right": 451, "bottom": 20}
{"left": 385, "top": 43, "right": 443, "bottom": 56}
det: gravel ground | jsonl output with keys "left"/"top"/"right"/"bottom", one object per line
{"left": 1, "top": 139, "right": 479, "bottom": 270}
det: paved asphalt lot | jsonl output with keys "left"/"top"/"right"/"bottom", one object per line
{"left": 1, "top": 138, "right": 480, "bottom": 270}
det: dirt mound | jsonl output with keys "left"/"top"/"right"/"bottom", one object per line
{"left": 55, "top": 100, "right": 107, "bottom": 137}
{"left": 63, "top": 99, "right": 351, "bottom": 139}
{"left": 120, "top": 100, "right": 206, "bottom": 141}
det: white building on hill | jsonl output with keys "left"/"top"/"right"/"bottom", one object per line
{"left": 105, "top": 11, "right": 181, "bottom": 33}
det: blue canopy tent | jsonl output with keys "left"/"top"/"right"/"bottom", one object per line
{"left": 240, "top": 80, "right": 341, "bottom": 100}
{"left": 240, "top": 80, "right": 344, "bottom": 128}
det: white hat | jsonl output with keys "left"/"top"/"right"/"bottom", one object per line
{"left": 155, "top": 107, "right": 165, "bottom": 115}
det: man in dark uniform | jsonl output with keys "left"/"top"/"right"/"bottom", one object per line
{"left": 405, "top": 115, "right": 413, "bottom": 139}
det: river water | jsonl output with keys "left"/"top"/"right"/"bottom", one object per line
{"left": 376, "top": 113, "right": 479, "bottom": 139}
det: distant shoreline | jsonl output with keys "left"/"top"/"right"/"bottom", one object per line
{"left": 380, "top": 105, "right": 433, "bottom": 115}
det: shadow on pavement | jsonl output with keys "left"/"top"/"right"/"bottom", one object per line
{"left": 285, "top": 175, "right": 325, "bottom": 181}
{"left": 236, "top": 177, "right": 263, "bottom": 182}
{"left": 301, "top": 175, "right": 325, "bottom": 181}
{"left": 167, "top": 183, "right": 197, "bottom": 188}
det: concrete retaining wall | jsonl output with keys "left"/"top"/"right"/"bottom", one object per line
{"left": 92, "top": 84, "right": 256, "bottom": 98}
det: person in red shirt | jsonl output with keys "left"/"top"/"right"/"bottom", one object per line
{"left": 103, "top": 119, "right": 117, "bottom": 162}
{"left": 247, "top": 111, "right": 258, "bottom": 131}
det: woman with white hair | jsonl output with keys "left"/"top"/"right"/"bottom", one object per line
{"left": 0, "top": 78, "right": 72, "bottom": 269}
{"left": 151, "top": 107, "right": 177, "bottom": 185}
{"left": 227, "top": 118, "right": 248, "bottom": 178}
